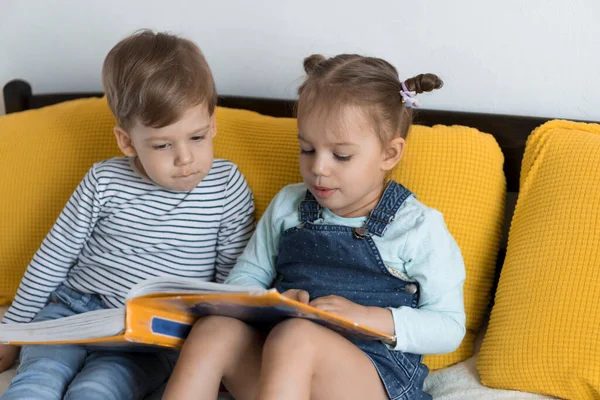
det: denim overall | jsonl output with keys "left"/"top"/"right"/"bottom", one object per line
{"left": 274, "top": 181, "right": 431, "bottom": 400}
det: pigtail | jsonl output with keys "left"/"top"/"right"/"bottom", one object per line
{"left": 303, "top": 54, "right": 327, "bottom": 75}
{"left": 403, "top": 73, "right": 444, "bottom": 94}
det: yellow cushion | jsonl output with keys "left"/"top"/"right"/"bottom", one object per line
{"left": 213, "top": 107, "right": 506, "bottom": 370}
{"left": 0, "top": 102, "right": 505, "bottom": 372}
{"left": 213, "top": 107, "right": 300, "bottom": 219}
{"left": 0, "top": 98, "right": 120, "bottom": 305}
{"left": 477, "top": 120, "right": 600, "bottom": 399}
{"left": 397, "top": 125, "right": 506, "bottom": 370}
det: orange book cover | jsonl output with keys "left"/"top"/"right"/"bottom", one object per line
{"left": 0, "top": 284, "right": 395, "bottom": 347}
{"left": 124, "top": 290, "right": 396, "bottom": 346}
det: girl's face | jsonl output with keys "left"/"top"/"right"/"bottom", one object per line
{"left": 298, "top": 106, "right": 404, "bottom": 218}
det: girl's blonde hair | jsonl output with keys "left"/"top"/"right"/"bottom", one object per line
{"left": 297, "top": 54, "right": 443, "bottom": 144}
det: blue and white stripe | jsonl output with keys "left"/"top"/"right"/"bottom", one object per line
{"left": 3, "top": 157, "right": 255, "bottom": 323}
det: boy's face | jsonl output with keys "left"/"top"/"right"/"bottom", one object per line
{"left": 114, "top": 103, "right": 216, "bottom": 192}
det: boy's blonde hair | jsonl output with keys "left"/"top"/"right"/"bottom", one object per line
{"left": 102, "top": 29, "right": 217, "bottom": 131}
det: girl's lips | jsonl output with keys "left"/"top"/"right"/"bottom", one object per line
{"left": 314, "top": 186, "right": 336, "bottom": 198}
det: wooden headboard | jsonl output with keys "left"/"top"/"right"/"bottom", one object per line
{"left": 3, "top": 79, "right": 560, "bottom": 193}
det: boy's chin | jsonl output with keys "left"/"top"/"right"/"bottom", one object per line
{"left": 158, "top": 178, "right": 202, "bottom": 192}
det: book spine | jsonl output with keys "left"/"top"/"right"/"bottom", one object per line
{"left": 124, "top": 301, "right": 198, "bottom": 348}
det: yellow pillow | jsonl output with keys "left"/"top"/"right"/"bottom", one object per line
{"left": 214, "top": 108, "right": 506, "bottom": 370}
{"left": 477, "top": 120, "right": 600, "bottom": 399}
{"left": 0, "top": 98, "right": 120, "bottom": 305}
{"left": 214, "top": 107, "right": 300, "bottom": 219}
{"left": 397, "top": 125, "right": 506, "bottom": 370}
{"left": 1, "top": 103, "right": 505, "bottom": 373}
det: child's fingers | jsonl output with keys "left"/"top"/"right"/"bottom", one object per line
{"left": 310, "top": 301, "right": 331, "bottom": 311}
{"left": 0, "top": 346, "right": 18, "bottom": 373}
{"left": 297, "top": 290, "right": 310, "bottom": 304}
{"left": 310, "top": 296, "right": 336, "bottom": 308}
{"left": 282, "top": 289, "right": 310, "bottom": 304}
{"left": 311, "top": 302, "right": 343, "bottom": 316}
{"left": 310, "top": 295, "right": 342, "bottom": 306}
{"left": 281, "top": 289, "right": 298, "bottom": 299}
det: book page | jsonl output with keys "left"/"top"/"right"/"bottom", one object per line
{"left": 0, "top": 308, "right": 125, "bottom": 344}
{"left": 126, "top": 276, "right": 266, "bottom": 301}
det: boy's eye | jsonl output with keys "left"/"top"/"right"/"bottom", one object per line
{"left": 190, "top": 135, "right": 205, "bottom": 142}
{"left": 334, "top": 154, "right": 352, "bottom": 162}
{"left": 300, "top": 148, "right": 315, "bottom": 155}
{"left": 152, "top": 144, "right": 170, "bottom": 150}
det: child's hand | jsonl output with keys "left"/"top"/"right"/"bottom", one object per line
{"left": 310, "top": 296, "right": 396, "bottom": 336}
{"left": 0, "top": 344, "right": 19, "bottom": 373}
{"left": 281, "top": 289, "right": 310, "bottom": 304}
{"left": 309, "top": 295, "right": 369, "bottom": 324}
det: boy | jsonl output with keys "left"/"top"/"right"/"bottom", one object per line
{"left": 0, "top": 30, "right": 255, "bottom": 399}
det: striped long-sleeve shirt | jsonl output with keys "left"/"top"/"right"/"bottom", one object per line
{"left": 3, "top": 157, "right": 255, "bottom": 324}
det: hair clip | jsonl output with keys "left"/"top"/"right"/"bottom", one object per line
{"left": 400, "top": 82, "right": 420, "bottom": 108}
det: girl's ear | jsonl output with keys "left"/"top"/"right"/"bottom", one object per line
{"left": 113, "top": 126, "right": 137, "bottom": 157}
{"left": 381, "top": 137, "right": 405, "bottom": 171}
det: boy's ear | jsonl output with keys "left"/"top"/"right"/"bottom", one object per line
{"left": 210, "top": 114, "right": 217, "bottom": 138}
{"left": 113, "top": 126, "right": 137, "bottom": 157}
{"left": 381, "top": 137, "right": 405, "bottom": 172}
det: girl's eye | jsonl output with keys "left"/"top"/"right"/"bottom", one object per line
{"left": 152, "top": 144, "right": 170, "bottom": 150}
{"left": 300, "top": 148, "right": 315, "bottom": 155}
{"left": 334, "top": 154, "right": 352, "bottom": 162}
{"left": 191, "top": 135, "right": 205, "bottom": 142}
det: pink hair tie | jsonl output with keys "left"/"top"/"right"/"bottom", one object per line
{"left": 400, "top": 82, "right": 420, "bottom": 108}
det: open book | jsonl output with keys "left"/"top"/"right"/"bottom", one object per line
{"left": 0, "top": 277, "right": 395, "bottom": 347}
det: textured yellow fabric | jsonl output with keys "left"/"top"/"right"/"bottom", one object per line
{"left": 1, "top": 103, "right": 505, "bottom": 372}
{"left": 477, "top": 120, "right": 600, "bottom": 399}
{"left": 0, "top": 98, "right": 120, "bottom": 305}
{"left": 397, "top": 125, "right": 506, "bottom": 370}
{"left": 213, "top": 109, "right": 506, "bottom": 370}
{"left": 213, "top": 107, "right": 300, "bottom": 219}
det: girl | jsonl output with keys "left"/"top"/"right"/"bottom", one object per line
{"left": 164, "top": 54, "right": 466, "bottom": 400}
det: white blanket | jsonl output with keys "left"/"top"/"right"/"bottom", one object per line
{"left": 424, "top": 355, "right": 557, "bottom": 400}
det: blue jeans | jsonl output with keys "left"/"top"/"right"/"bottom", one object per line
{"left": 2, "top": 285, "right": 178, "bottom": 400}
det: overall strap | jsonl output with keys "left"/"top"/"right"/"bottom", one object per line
{"left": 298, "top": 190, "right": 322, "bottom": 222}
{"left": 363, "top": 181, "right": 413, "bottom": 237}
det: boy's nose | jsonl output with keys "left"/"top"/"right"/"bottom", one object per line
{"left": 175, "top": 146, "right": 194, "bottom": 166}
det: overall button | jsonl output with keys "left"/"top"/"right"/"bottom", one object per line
{"left": 353, "top": 226, "right": 368, "bottom": 239}
{"left": 404, "top": 283, "right": 418, "bottom": 294}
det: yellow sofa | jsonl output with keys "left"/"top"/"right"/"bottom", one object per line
{"left": 0, "top": 81, "right": 598, "bottom": 399}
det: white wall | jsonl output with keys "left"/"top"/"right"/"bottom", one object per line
{"left": 1, "top": 0, "right": 599, "bottom": 120}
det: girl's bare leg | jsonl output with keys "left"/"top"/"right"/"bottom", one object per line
{"left": 163, "top": 316, "right": 263, "bottom": 400}
{"left": 256, "top": 318, "right": 389, "bottom": 400}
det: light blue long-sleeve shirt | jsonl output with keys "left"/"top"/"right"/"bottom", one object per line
{"left": 226, "top": 183, "right": 466, "bottom": 355}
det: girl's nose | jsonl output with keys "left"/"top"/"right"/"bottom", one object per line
{"left": 311, "top": 155, "right": 330, "bottom": 176}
